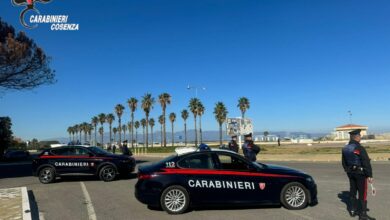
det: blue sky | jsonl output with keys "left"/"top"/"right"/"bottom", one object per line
{"left": 1, "top": 0, "right": 390, "bottom": 140}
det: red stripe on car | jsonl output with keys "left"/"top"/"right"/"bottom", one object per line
{"left": 159, "top": 168, "right": 299, "bottom": 178}
{"left": 39, "top": 155, "right": 111, "bottom": 159}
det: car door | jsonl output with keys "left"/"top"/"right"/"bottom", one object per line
{"left": 65, "top": 147, "right": 95, "bottom": 174}
{"left": 176, "top": 152, "right": 222, "bottom": 205}
{"left": 213, "top": 152, "right": 269, "bottom": 204}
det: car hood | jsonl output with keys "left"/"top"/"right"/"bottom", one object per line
{"left": 261, "top": 163, "right": 307, "bottom": 176}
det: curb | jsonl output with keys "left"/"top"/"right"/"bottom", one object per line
{"left": 21, "top": 187, "right": 32, "bottom": 220}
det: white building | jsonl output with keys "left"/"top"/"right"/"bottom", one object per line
{"left": 333, "top": 124, "right": 368, "bottom": 140}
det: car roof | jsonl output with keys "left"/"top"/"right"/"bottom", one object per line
{"left": 48, "top": 145, "right": 93, "bottom": 149}
{"left": 175, "top": 147, "right": 240, "bottom": 157}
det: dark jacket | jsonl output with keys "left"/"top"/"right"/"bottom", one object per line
{"left": 242, "top": 141, "right": 260, "bottom": 162}
{"left": 228, "top": 140, "right": 239, "bottom": 153}
{"left": 342, "top": 140, "right": 373, "bottom": 178}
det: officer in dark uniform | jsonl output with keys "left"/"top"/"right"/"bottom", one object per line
{"left": 228, "top": 135, "right": 239, "bottom": 153}
{"left": 342, "top": 129, "right": 375, "bottom": 220}
{"left": 242, "top": 133, "right": 260, "bottom": 162}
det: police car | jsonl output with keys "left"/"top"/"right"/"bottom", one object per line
{"left": 32, "top": 145, "right": 136, "bottom": 183}
{"left": 135, "top": 148, "right": 317, "bottom": 214}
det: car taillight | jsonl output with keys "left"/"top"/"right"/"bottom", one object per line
{"left": 138, "top": 173, "right": 154, "bottom": 180}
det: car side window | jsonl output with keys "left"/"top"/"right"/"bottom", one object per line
{"left": 216, "top": 153, "right": 251, "bottom": 171}
{"left": 72, "top": 148, "right": 90, "bottom": 156}
{"left": 50, "top": 148, "right": 72, "bottom": 155}
{"left": 178, "top": 154, "right": 215, "bottom": 169}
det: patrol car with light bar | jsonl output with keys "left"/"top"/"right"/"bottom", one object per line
{"left": 32, "top": 145, "right": 136, "bottom": 183}
{"left": 135, "top": 147, "right": 317, "bottom": 214}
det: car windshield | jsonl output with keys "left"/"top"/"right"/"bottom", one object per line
{"left": 88, "top": 147, "right": 110, "bottom": 155}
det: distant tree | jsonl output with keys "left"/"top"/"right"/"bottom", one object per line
{"left": 127, "top": 122, "right": 132, "bottom": 143}
{"left": 115, "top": 104, "right": 125, "bottom": 145}
{"left": 181, "top": 110, "right": 189, "bottom": 147}
{"left": 87, "top": 124, "right": 93, "bottom": 143}
{"left": 67, "top": 126, "right": 72, "bottom": 142}
{"left": 0, "top": 117, "right": 13, "bottom": 156}
{"left": 149, "top": 118, "right": 155, "bottom": 147}
{"left": 91, "top": 116, "right": 99, "bottom": 144}
{"left": 134, "top": 121, "right": 140, "bottom": 145}
{"left": 106, "top": 113, "right": 115, "bottom": 146}
{"left": 158, "top": 115, "right": 164, "bottom": 147}
{"left": 30, "top": 138, "right": 39, "bottom": 150}
{"left": 140, "top": 118, "right": 146, "bottom": 146}
{"left": 214, "top": 102, "right": 228, "bottom": 146}
{"left": 0, "top": 18, "right": 55, "bottom": 91}
{"left": 158, "top": 93, "right": 171, "bottom": 147}
{"left": 98, "top": 113, "right": 106, "bottom": 145}
{"left": 112, "top": 127, "right": 118, "bottom": 143}
{"left": 237, "top": 97, "right": 250, "bottom": 119}
{"left": 121, "top": 124, "right": 127, "bottom": 142}
{"left": 141, "top": 93, "right": 155, "bottom": 148}
{"left": 197, "top": 101, "right": 205, "bottom": 143}
{"left": 189, "top": 98, "right": 200, "bottom": 146}
{"left": 98, "top": 127, "right": 104, "bottom": 147}
{"left": 264, "top": 131, "right": 269, "bottom": 142}
{"left": 127, "top": 97, "right": 138, "bottom": 148}
{"left": 169, "top": 113, "right": 176, "bottom": 147}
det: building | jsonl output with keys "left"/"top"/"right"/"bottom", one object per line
{"left": 333, "top": 124, "right": 368, "bottom": 140}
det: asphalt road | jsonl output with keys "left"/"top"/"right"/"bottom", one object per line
{"left": 0, "top": 157, "right": 389, "bottom": 220}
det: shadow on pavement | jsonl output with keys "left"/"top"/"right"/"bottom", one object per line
{"left": 147, "top": 204, "right": 283, "bottom": 213}
{"left": 28, "top": 190, "right": 41, "bottom": 220}
{"left": 338, "top": 191, "right": 351, "bottom": 216}
{"left": 55, "top": 173, "right": 138, "bottom": 183}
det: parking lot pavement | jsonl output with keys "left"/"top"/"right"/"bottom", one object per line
{"left": 0, "top": 157, "right": 389, "bottom": 220}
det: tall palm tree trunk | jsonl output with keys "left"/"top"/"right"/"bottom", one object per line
{"left": 163, "top": 110, "right": 166, "bottom": 147}
{"left": 199, "top": 115, "right": 203, "bottom": 143}
{"left": 135, "top": 129, "right": 138, "bottom": 146}
{"left": 94, "top": 127, "right": 97, "bottom": 145}
{"left": 151, "top": 127, "right": 154, "bottom": 147}
{"left": 194, "top": 116, "right": 198, "bottom": 146}
{"left": 79, "top": 132, "right": 82, "bottom": 143}
{"left": 131, "top": 113, "right": 134, "bottom": 148}
{"left": 109, "top": 125, "right": 112, "bottom": 146}
{"left": 184, "top": 122, "right": 187, "bottom": 147}
{"left": 101, "top": 131, "right": 104, "bottom": 147}
{"left": 160, "top": 125, "right": 163, "bottom": 147}
{"left": 171, "top": 122, "right": 174, "bottom": 147}
{"left": 143, "top": 127, "right": 145, "bottom": 146}
{"left": 146, "top": 115, "right": 149, "bottom": 148}
{"left": 219, "top": 124, "right": 223, "bottom": 146}
{"left": 118, "top": 118, "right": 122, "bottom": 146}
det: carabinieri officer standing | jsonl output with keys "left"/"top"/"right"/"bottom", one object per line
{"left": 342, "top": 129, "right": 375, "bottom": 220}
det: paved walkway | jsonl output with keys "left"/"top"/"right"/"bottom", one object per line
{"left": 0, "top": 187, "right": 23, "bottom": 220}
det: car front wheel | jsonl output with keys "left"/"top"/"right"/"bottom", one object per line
{"left": 160, "top": 185, "right": 189, "bottom": 214}
{"left": 39, "top": 167, "right": 55, "bottom": 184}
{"left": 99, "top": 165, "right": 117, "bottom": 182}
{"left": 280, "top": 182, "right": 309, "bottom": 210}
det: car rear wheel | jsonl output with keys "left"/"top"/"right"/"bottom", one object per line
{"left": 281, "top": 182, "right": 309, "bottom": 210}
{"left": 160, "top": 185, "right": 189, "bottom": 214}
{"left": 39, "top": 167, "right": 55, "bottom": 184}
{"left": 99, "top": 165, "right": 116, "bottom": 182}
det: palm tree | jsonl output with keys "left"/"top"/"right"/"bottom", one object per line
{"left": 149, "top": 118, "right": 155, "bottom": 147}
{"left": 115, "top": 104, "right": 125, "bottom": 145}
{"left": 127, "top": 97, "right": 138, "bottom": 148}
{"left": 158, "top": 115, "right": 164, "bottom": 147}
{"left": 189, "top": 98, "right": 200, "bottom": 146}
{"left": 98, "top": 113, "right": 106, "bottom": 146}
{"left": 158, "top": 93, "right": 171, "bottom": 147}
{"left": 78, "top": 124, "right": 83, "bottom": 143}
{"left": 91, "top": 116, "right": 99, "bottom": 145}
{"left": 238, "top": 97, "right": 250, "bottom": 119}
{"left": 87, "top": 124, "right": 93, "bottom": 143}
{"left": 67, "top": 127, "right": 72, "bottom": 142}
{"left": 106, "top": 113, "right": 115, "bottom": 146}
{"left": 181, "top": 110, "right": 189, "bottom": 147}
{"left": 140, "top": 118, "right": 146, "bottom": 146}
{"left": 197, "top": 101, "right": 205, "bottom": 143}
{"left": 122, "top": 124, "right": 127, "bottom": 142}
{"left": 73, "top": 124, "right": 80, "bottom": 142}
{"left": 214, "top": 102, "right": 228, "bottom": 145}
{"left": 134, "top": 121, "right": 140, "bottom": 146}
{"left": 71, "top": 125, "right": 76, "bottom": 141}
{"left": 141, "top": 93, "right": 155, "bottom": 148}
{"left": 127, "top": 122, "right": 132, "bottom": 143}
{"left": 98, "top": 127, "right": 104, "bottom": 147}
{"left": 169, "top": 112, "right": 176, "bottom": 147}
{"left": 113, "top": 127, "right": 118, "bottom": 143}
{"left": 81, "top": 122, "right": 89, "bottom": 143}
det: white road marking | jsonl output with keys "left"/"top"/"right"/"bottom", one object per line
{"left": 39, "top": 212, "right": 45, "bottom": 220}
{"left": 80, "top": 182, "right": 97, "bottom": 220}
{"left": 21, "top": 187, "right": 32, "bottom": 220}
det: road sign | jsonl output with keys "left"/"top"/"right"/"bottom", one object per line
{"left": 226, "top": 118, "right": 253, "bottom": 136}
